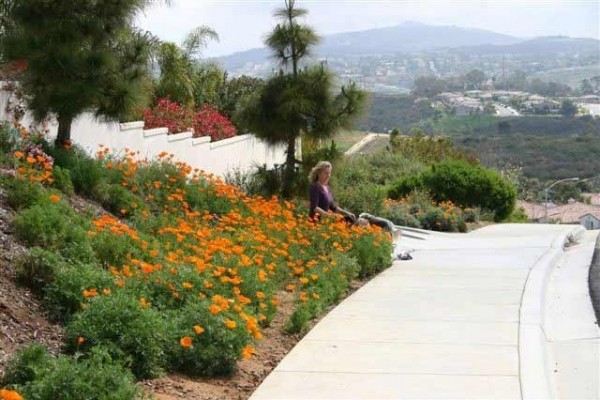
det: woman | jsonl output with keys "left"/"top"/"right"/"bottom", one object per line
{"left": 308, "top": 161, "right": 356, "bottom": 223}
{"left": 308, "top": 161, "right": 401, "bottom": 239}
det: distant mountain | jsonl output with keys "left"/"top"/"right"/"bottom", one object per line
{"left": 320, "top": 21, "right": 519, "bottom": 55}
{"left": 458, "top": 36, "right": 600, "bottom": 55}
{"left": 217, "top": 22, "right": 521, "bottom": 71}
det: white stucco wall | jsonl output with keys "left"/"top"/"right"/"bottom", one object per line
{"left": 0, "top": 88, "right": 287, "bottom": 177}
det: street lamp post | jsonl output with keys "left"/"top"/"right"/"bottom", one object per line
{"left": 544, "top": 177, "right": 579, "bottom": 222}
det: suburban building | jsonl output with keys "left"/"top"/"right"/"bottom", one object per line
{"left": 518, "top": 199, "right": 600, "bottom": 229}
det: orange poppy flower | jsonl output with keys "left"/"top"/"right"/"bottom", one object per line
{"left": 180, "top": 336, "right": 193, "bottom": 348}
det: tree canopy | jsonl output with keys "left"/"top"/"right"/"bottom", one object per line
{"left": 2, "top": 0, "right": 161, "bottom": 145}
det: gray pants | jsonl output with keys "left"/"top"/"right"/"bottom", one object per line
{"left": 358, "top": 213, "right": 395, "bottom": 233}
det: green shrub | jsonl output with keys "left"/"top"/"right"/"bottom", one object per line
{"left": 1, "top": 343, "right": 52, "bottom": 387}
{"left": 418, "top": 208, "right": 466, "bottom": 232}
{"left": 336, "top": 151, "right": 425, "bottom": 188}
{"left": 3, "top": 344, "right": 144, "bottom": 400}
{"left": 166, "top": 301, "right": 251, "bottom": 376}
{"left": 12, "top": 203, "right": 95, "bottom": 262}
{"left": 90, "top": 229, "right": 142, "bottom": 268}
{"left": 335, "top": 183, "right": 387, "bottom": 216}
{"left": 50, "top": 165, "right": 74, "bottom": 196}
{"left": 389, "top": 159, "right": 517, "bottom": 221}
{"left": 0, "top": 123, "right": 22, "bottom": 156}
{"left": 44, "top": 261, "right": 114, "bottom": 322}
{"left": 286, "top": 252, "right": 360, "bottom": 334}
{"left": 462, "top": 207, "right": 480, "bottom": 223}
{"left": 65, "top": 292, "right": 168, "bottom": 379}
{"left": 350, "top": 231, "right": 393, "bottom": 279}
{"left": 505, "top": 206, "right": 529, "bottom": 223}
{"left": 48, "top": 146, "right": 105, "bottom": 196}
{"left": 381, "top": 206, "right": 421, "bottom": 228}
{"left": 95, "top": 183, "right": 145, "bottom": 219}
{"left": 15, "top": 247, "right": 63, "bottom": 293}
{"left": 3, "top": 176, "right": 47, "bottom": 211}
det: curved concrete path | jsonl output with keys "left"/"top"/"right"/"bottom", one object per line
{"left": 251, "top": 224, "right": 599, "bottom": 400}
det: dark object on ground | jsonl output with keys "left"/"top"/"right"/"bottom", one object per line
{"left": 396, "top": 252, "right": 413, "bottom": 261}
{"left": 589, "top": 234, "right": 600, "bottom": 326}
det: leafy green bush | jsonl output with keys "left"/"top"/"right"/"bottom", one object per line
{"left": 2, "top": 344, "right": 144, "bottom": 400}
{"left": 0, "top": 123, "right": 22, "bottom": 156}
{"left": 390, "top": 159, "right": 516, "bottom": 221}
{"left": 65, "top": 292, "right": 168, "bottom": 379}
{"left": 48, "top": 146, "right": 105, "bottom": 196}
{"left": 3, "top": 176, "right": 47, "bottom": 211}
{"left": 1, "top": 343, "right": 52, "bottom": 387}
{"left": 335, "top": 183, "right": 387, "bottom": 216}
{"left": 15, "top": 247, "right": 63, "bottom": 293}
{"left": 95, "top": 183, "right": 145, "bottom": 219}
{"left": 50, "top": 165, "right": 74, "bottom": 196}
{"left": 44, "top": 261, "right": 114, "bottom": 322}
{"left": 12, "top": 203, "right": 95, "bottom": 262}
{"left": 418, "top": 207, "right": 466, "bottom": 232}
{"left": 349, "top": 231, "right": 393, "bottom": 279}
{"left": 166, "top": 301, "right": 251, "bottom": 376}
{"left": 286, "top": 252, "right": 360, "bottom": 334}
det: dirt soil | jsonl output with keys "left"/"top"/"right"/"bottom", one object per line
{"left": 0, "top": 185, "right": 369, "bottom": 399}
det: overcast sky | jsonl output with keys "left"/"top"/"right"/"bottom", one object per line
{"left": 136, "top": 0, "right": 600, "bottom": 58}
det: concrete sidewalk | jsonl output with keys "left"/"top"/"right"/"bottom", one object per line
{"left": 250, "top": 224, "right": 599, "bottom": 400}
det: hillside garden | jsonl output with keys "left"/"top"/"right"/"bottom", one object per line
{"left": 0, "top": 121, "right": 392, "bottom": 399}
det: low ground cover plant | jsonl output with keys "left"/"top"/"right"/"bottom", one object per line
{"left": 0, "top": 123, "right": 392, "bottom": 386}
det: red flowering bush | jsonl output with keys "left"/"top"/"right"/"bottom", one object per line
{"left": 192, "top": 104, "right": 237, "bottom": 142}
{"left": 142, "top": 98, "right": 193, "bottom": 135}
{"left": 143, "top": 98, "right": 236, "bottom": 142}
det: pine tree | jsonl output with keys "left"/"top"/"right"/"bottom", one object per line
{"left": 2, "top": 0, "right": 161, "bottom": 145}
{"left": 239, "top": 0, "right": 366, "bottom": 198}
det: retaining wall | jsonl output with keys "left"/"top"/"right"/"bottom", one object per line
{"left": 0, "top": 87, "right": 287, "bottom": 177}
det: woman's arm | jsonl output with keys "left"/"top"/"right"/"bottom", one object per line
{"left": 335, "top": 206, "right": 356, "bottom": 221}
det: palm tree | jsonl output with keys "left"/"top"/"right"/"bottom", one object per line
{"left": 2, "top": 0, "right": 163, "bottom": 146}
{"left": 239, "top": 0, "right": 366, "bottom": 198}
{"left": 155, "top": 26, "right": 219, "bottom": 108}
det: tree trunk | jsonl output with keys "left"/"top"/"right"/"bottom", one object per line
{"left": 55, "top": 114, "right": 72, "bottom": 147}
{"left": 282, "top": 135, "right": 296, "bottom": 199}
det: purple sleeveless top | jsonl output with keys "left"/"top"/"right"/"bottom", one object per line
{"left": 309, "top": 182, "right": 337, "bottom": 218}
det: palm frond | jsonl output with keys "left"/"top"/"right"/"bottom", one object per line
{"left": 183, "top": 25, "right": 219, "bottom": 59}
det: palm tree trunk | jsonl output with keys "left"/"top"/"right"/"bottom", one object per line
{"left": 55, "top": 114, "right": 72, "bottom": 147}
{"left": 282, "top": 135, "right": 296, "bottom": 198}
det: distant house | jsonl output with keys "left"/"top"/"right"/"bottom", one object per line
{"left": 522, "top": 95, "right": 560, "bottom": 114}
{"left": 579, "top": 213, "right": 600, "bottom": 230}
{"left": 525, "top": 199, "right": 600, "bottom": 229}
{"left": 576, "top": 95, "right": 600, "bottom": 104}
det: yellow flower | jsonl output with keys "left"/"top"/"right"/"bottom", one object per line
{"left": 180, "top": 336, "right": 193, "bottom": 348}
{"left": 49, "top": 194, "right": 61, "bottom": 203}
{"left": 139, "top": 297, "right": 150, "bottom": 309}
{"left": 182, "top": 282, "right": 193, "bottom": 289}
{"left": 193, "top": 325, "right": 205, "bottom": 335}
{"left": 241, "top": 344, "right": 255, "bottom": 359}
{"left": 225, "top": 319, "right": 236, "bottom": 329}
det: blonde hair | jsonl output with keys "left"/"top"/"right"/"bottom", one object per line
{"left": 309, "top": 161, "right": 332, "bottom": 183}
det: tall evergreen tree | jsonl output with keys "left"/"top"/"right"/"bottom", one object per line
{"left": 239, "top": 0, "right": 366, "bottom": 198}
{"left": 2, "top": 0, "right": 161, "bottom": 145}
